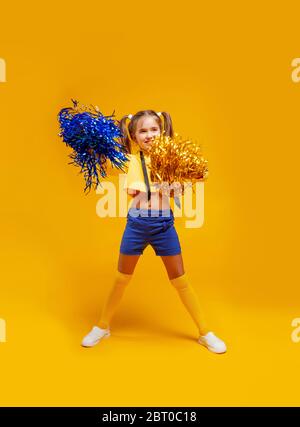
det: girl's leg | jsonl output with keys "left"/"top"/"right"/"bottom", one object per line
{"left": 160, "top": 254, "right": 184, "bottom": 279}
{"left": 160, "top": 254, "right": 210, "bottom": 336}
{"left": 118, "top": 253, "right": 141, "bottom": 275}
{"left": 97, "top": 253, "right": 140, "bottom": 329}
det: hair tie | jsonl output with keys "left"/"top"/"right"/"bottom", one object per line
{"left": 125, "top": 114, "right": 135, "bottom": 143}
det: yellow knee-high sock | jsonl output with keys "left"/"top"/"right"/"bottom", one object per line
{"left": 170, "top": 273, "right": 210, "bottom": 336}
{"left": 97, "top": 271, "right": 133, "bottom": 329}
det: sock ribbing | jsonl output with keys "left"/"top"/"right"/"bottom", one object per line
{"left": 170, "top": 273, "right": 210, "bottom": 336}
{"left": 97, "top": 270, "right": 133, "bottom": 329}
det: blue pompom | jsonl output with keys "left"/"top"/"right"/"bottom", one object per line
{"left": 58, "top": 99, "right": 128, "bottom": 193}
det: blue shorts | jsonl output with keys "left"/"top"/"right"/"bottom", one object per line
{"left": 120, "top": 207, "right": 182, "bottom": 256}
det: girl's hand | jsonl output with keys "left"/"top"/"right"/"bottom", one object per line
{"left": 127, "top": 189, "right": 141, "bottom": 197}
{"left": 160, "top": 185, "right": 184, "bottom": 197}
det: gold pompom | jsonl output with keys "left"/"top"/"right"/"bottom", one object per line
{"left": 148, "top": 133, "right": 208, "bottom": 197}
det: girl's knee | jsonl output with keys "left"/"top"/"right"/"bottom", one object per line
{"left": 169, "top": 273, "right": 188, "bottom": 290}
{"left": 115, "top": 270, "right": 133, "bottom": 286}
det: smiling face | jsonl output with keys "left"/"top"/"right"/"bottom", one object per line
{"left": 133, "top": 115, "right": 161, "bottom": 153}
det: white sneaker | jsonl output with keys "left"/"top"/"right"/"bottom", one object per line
{"left": 198, "top": 331, "right": 227, "bottom": 354}
{"left": 81, "top": 326, "right": 111, "bottom": 347}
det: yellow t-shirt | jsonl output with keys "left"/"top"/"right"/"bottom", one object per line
{"left": 123, "top": 151, "right": 159, "bottom": 193}
{"left": 103, "top": 149, "right": 180, "bottom": 210}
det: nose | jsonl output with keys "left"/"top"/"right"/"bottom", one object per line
{"left": 149, "top": 131, "right": 157, "bottom": 138}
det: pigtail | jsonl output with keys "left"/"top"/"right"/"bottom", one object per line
{"left": 160, "top": 111, "right": 174, "bottom": 138}
{"left": 119, "top": 116, "right": 132, "bottom": 154}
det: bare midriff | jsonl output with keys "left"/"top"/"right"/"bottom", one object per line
{"left": 127, "top": 189, "right": 170, "bottom": 210}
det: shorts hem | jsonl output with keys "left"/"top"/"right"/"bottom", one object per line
{"left": 155, "top": 250, "right": 182, "bottom": 256}
{"left": 120, "top": 250, "right": 143, "bottom": 255}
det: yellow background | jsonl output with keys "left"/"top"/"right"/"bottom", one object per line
{"left": 1, "top": 0, "right": 299, "bottom": 406}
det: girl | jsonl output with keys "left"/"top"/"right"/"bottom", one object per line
{"left": 81, "top": 110, "right": 227, "bottom": 354}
